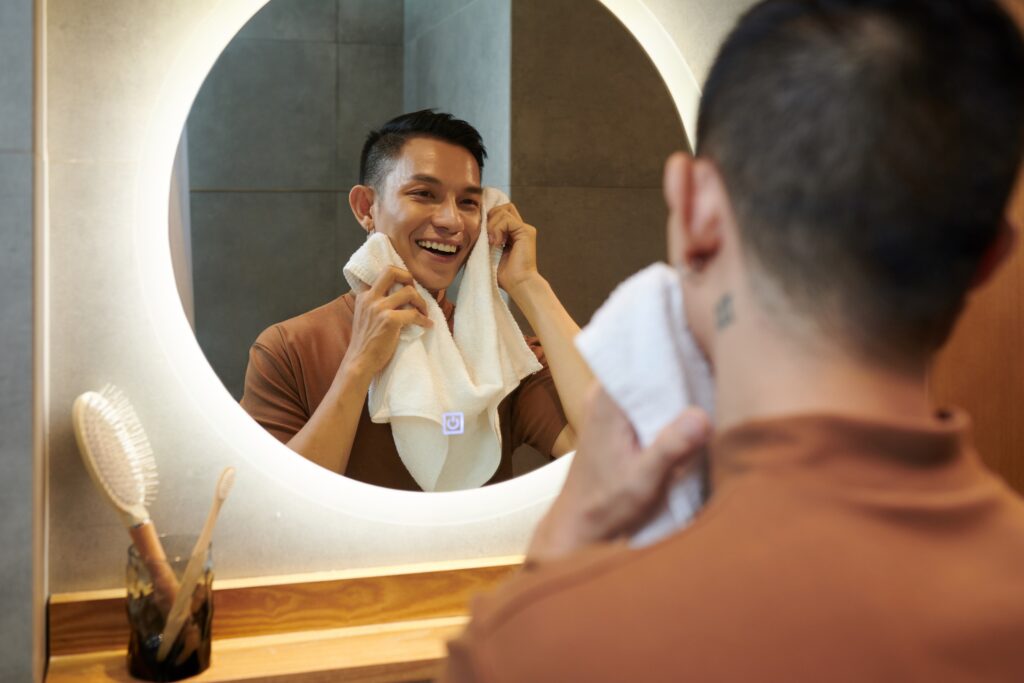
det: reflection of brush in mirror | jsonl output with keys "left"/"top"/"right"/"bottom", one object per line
{"left": 157, "top": 466, "right": 236, "bottom": 664}
{"left": 72, "top": 386, "right": 179, "bottom": 612}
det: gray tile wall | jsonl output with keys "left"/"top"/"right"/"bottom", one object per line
{"left": 0, "top": 0, "right": 37, "bottom": 679}
{"left": 186, "top": 0, "right": 684, "bottom": 409}
{"left": 187, "top": 0, "right": 404, "bottom": 399}
{"left": 510, "top": 0, "right": 687, "bottom": 327}
{"left": 0, "top": 0, "right": 32, "bottom": 152}
{"left": 403, "top": 0, "right": 511, "bottom": 189}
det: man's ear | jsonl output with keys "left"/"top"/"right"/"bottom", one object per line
{"left": 664, "top": 152, "right": 726, "bottom": 272}
{"left": 971, "top": 219, "right": 1018, "bottom": 289}
{"left": 348, "top": 184, "right": 376, "bottom": 233}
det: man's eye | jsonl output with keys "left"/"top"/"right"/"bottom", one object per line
{"left": 461, "top": 199, "right": 480, "bottom": 208}
{"left": 410, "top": 190, "right": 433, "bottom": 198}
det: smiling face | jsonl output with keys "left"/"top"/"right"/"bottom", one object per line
{"left": 355, "top": 137, "right": 483, "bottom": 295}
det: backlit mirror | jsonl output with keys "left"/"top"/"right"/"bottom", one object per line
{"left": 170, "top": 0, "right": 687, "bottom": 491}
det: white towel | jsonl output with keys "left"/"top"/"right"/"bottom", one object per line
{"left": 575, "top": 263, "right": 716, "bottom": 546}
{"left": 342, "top": 188, "right": 543, "bottom": 491}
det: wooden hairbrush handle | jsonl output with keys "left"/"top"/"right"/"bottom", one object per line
{"left": 129, "top": 520, "right": 180, "bottom": 616}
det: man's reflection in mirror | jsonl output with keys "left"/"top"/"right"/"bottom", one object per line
{"left": 240, "top": 111, "right": 591, "bottom": 490}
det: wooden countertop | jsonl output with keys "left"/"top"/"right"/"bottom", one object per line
{"left": 47, "top": 557, "right": 520, "bottom": 682}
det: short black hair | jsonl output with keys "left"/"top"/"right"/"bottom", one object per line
{"left": 698, "top": 0, "right": 1024, "bottom": 365}
{"left": 358, "top": 109, "right": 487, "bottom": 189}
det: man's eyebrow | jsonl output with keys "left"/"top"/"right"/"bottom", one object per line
{"left": 408, "top": 174, "right": 483, "bottom": 194}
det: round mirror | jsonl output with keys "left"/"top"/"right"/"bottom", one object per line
{"left": 167, "top": 0, "right": 688, "bottom": 494}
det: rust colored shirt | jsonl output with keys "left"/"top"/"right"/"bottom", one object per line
{"left": 444, "top": 411, "right": 1024, "bottom": 682}
{"left": 240, "top": 293, "right": 568, "bottom": 490}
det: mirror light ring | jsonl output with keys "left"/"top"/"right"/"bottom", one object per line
{"left": 132, "top": 0, "right": 699, "bottom": 525}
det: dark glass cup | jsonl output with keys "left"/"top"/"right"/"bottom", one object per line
{"left": 126, "top": 536, "right": 213, "bottom": 681}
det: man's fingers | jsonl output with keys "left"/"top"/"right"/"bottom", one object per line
{"left": 370, "top": 265, "right": 414, "bottom": 296}
{"left": 487, "top": 203, "right": 533, "bottom": 247}
{"left": 487, "top": 203, "right": 515, "bottom": 221}
{"left": 489, "top": 202, "right": 523, "bottom": 222}
{"left": 638, "top": 409, "right": 711, "bottom": 485}
{"left": 381, "top": 284, "right": 430, "bottom": 318}
{"left": 488, "top": 210, "right": 509, "bottom": 247}
{"left": 391, "top": 308, "right": 433, "bottom": 330}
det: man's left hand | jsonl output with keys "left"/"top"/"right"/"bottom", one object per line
{"left": 488, "top": 203, "right": 539, "bottom": 295}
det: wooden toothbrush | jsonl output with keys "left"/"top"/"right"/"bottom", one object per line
{"left": 156, "top": 466, "right": 236, "bottom": 663}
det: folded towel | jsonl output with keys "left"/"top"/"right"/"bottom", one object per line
{"left": 342, "top": 188, "right": 543, "bottom": 491}
{"left": 575, "top": 263, "right": 716, "bottom": 546}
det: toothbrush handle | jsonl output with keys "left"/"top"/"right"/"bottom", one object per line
{"left": 128, "top": 521, "right": 180, "bottom": 616}
{"left": 155, "top": 544, "right": 209, "bottom": 662}
{"left": 157, "top": 467, "right": 234, "bottom": 662}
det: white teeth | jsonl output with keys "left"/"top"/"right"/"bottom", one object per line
{"left": 416, "top": 240, "right": 458, "bottom": 254}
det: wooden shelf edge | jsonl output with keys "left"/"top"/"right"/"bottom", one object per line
{"left": 47, "top": 616, "right": 468, "bottom": 682}
{"left": 49, "top": 555, "right": 524, "bottom": 605}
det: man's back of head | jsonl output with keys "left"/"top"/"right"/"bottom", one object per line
{"left": 696, "top": 0, "right": 1024, "bottom": 369}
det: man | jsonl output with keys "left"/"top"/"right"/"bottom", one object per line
{"left": 444, "top": 0, "right": 1024, "bottom": 680}
{"left": 241, "top": 111, "right": 589, "bottom": 489}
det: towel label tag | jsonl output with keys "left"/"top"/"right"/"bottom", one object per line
{"left": 442, "top": 412, "right": 464, "bottom": 435}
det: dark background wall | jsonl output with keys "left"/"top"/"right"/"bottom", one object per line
{"left": 187, "top": 0, "right": 405, "bottom": 400}
{"left": 510, "top": 0, "right": 685, "bottom": 332}
{"left": 0, "top": 0, "right": 38, "bottom": 678}
{"left": 186, "top": 0, "right": 685, "bottom": 403}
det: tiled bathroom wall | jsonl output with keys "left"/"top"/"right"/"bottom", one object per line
{"left": 0, "top": 0, "right": 37, "bottom": 678}
{"left": 187, "top": 0, "right": 404, "bottom": 399}
{"left": 509, "top": 0, "right": 686, "bottom": 328}
{"left": 403, "top": 0, "right": 512, "bottom": 191}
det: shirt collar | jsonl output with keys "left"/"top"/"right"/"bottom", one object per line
{"left": 709, "top": 410, "right": 989, "bottom": 494}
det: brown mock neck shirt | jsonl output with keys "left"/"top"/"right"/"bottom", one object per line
{"left": 444, "top": 411, "right": 1024, "bottom": 682}
{"left": 240, "top": 293, "right": 568, "bottom": 490}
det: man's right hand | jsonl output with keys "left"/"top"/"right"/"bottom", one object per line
{"left": 526, "top": 383, "right": 711, "bottom": 565}
{"left": 341, "top": 266, "right": 434, "bottom": 382}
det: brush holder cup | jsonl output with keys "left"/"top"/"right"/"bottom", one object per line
{"left": 126, "top": 535, "right": 214, "bottom": 681}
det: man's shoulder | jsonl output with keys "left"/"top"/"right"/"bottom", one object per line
{"left": 253, "top": 293, "right": 355, "bottom": 352}
{"left": 467, "top": 543, "right": 640, "bottom": 630}
{"left": 463, "top": 522, "right": 715, "bottom": 642}
{"left": 446, "top": 530, "right": 724, "bottom": 682}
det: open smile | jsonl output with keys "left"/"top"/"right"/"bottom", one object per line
{"left": 415, "top": 239, "right": 462, "bottom": 262}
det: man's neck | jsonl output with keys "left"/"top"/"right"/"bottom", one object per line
{"left": 711, "top": 306, "right": 934, "bottom": 431}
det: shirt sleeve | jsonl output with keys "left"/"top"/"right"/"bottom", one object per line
{"left": 239, "top": 326, "right": 309, "bottom": 444}
{"left": 510, "top": 336, "right": 570, "bottom": 456}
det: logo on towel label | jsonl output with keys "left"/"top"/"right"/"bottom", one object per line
{"left": 442, "top": 412, "right": 464, "bottom": 435}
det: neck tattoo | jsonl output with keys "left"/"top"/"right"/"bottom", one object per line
{"left": 715, "top": 293, "right": 735, "bottom": 330}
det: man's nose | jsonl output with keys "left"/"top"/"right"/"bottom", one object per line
{"left": 432, "top": 195, "right": 462, "bottom": 233}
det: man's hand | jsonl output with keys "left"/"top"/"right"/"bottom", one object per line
{"left": 286, "top": 267, "right": 432, "bottom": 474}
{"left": 488, "top": 203, "right": 540, "bottom": 295}
{"left": 341, "top": 265, "right": 433, "bottom": 382}
{"left": 527, "top": 384, "right": 711, "bottom": 565}
{"left": 486, "top": 201, "right": 592, "bottom": 438}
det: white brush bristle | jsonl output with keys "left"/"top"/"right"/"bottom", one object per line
{"left": 73, "top": 385, "right": 158, "bottom": 510}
